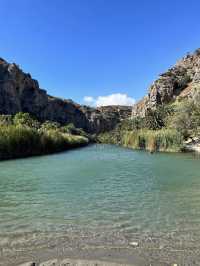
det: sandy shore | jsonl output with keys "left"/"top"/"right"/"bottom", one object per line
{"left": 1, "top": 230, "right": 200, "bottom": 266}
{"left": 19, "top": 258, "right": 135, "bottom": 266}
{"left": 2, "top": 224, "right": 200, "bottom": 266}
{"left": 3, "top": 246, "right": 148, "bottom": 266}
{"left": 2, "top": 242, "right": 193, "bottom": 266}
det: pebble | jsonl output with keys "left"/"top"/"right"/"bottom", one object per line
{"left": 129, "top": 241, "right": 139, "bottom": 247}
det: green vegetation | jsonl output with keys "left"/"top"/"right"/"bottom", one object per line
{"left": 121, "top": 129, "right": 183, "bottom": 152}
{"left": 0, "top": 113, "right": 89, "bottom": 160}
{"left": 98, "top": 86, "right": 200, "bottom": 153}
{"left": 1, "top": 86, "right": 200, "bottom": 158}
{"left": 169, "top": 88, "right": 200, "bottom": 138}
{"left": 98, "top": 128, "right": 183, "bottom": 152}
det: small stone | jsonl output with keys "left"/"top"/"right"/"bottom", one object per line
{"left": 185, "top": 138, "right": 193, "bottom": 144}
{"left": 129, "top": 241, "right": 139, "bottom": 247}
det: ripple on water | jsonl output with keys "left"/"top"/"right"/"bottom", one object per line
{"left": 0, "top": 145, "right": 200, "bottom": 264}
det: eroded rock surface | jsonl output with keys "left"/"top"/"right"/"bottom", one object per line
{"left": 0, "top": 58, "right": 132, "bottom": 133}
{"left": 132, "top": 48, "right": 200, "bottom": 117}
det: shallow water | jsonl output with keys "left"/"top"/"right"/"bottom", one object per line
{"left": 1, "top": 144, "right": 200, "bottom": 264}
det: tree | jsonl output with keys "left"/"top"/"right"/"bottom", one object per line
{"left": 144, "top": 105, "right": 174, "bottom": 130}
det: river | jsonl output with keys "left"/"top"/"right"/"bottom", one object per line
{"left": 0, "top": 144, "right": 200, "bottom": 265}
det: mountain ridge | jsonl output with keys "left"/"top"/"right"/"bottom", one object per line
{"left": 0, "top": 58, "right": 132, "bottom": 133}
{"left": 132, "top": 48, "right": 200, "bottom": 117}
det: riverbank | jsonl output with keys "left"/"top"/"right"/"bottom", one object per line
{"left": 19, "top": 259, "right": 134, "bottom": 266}
{"left": 97, "top": 129, "right": 184, "bottom": 153}
{"left": 0, "top": 113, "right": 90, "bottom": 160}
{"left": 1, "top": 231, "right": 186, "bottom": 266}
{"left": 7, "top": 244, "right": 146, "bottom": 266}
{"left": 2, "top": 229, "right": 195, "bottom": 266}
{"left": 0, "top": 125, "right": 89, "bottom": 160}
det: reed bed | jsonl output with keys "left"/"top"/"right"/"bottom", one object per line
{"left": 121, "top": 129, "right": 183, "bottom": 152}
{"left": 0, "top": 125, "right": 88, "bottom": 160}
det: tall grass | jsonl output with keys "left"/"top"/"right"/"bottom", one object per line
{"left": 0, "top": 126, "right": 89, "bottom": 160}
{"left": 97, "top": 130, "right": 120, "bottom": 144}
{"left": 98, "top": 128, "right": 183, "bottom": 152}
{"left": 121, "top": 129, "right": 183, "bottom": 152}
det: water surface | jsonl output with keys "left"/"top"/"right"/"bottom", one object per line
{"left": 1, "top": 144, "right": 200, "bottom": 264}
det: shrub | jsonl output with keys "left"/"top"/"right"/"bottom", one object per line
{"left": 61, "top": 123, "right": 76, "bottom": 134}
{"left": 144, "top": 105, "right": 174, "bottom": 130}
{"left": 169, "top": 89, "right": 200, "bottom": 138}
{"left": 120, "top": 117, "right": 145, "bottom": 131}
{"left": 40, "top": 121, "right": 61, "bottom": 131}
{"left": 0, "top": 113, "right": 89, "bottom": 160}
{"left": 14, "top": 112, "right": 40, "bottom": 129}
{"left": 0, "top": 115, "right": 13, "bottom": 126}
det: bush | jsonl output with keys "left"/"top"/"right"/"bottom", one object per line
{"left": 0, "top": 115, "right": 13, "bottom": 126}
{"left": 61, "top": 123, "right": 76, "bottom": 134}
{"left": 120, "top": 117, "right": 145, "bottom": 131}
{"left": 119, "top": 105, "right": 174, "bottom": 132}
{"left": 0, "top": 113, "right": 89, "bottom": 160}
{"left": 169, "top": 87, "right": 200, "bottom": 138}
{"left": 144, "top": 105, "right": 174, "bottom": 130}
{"left": 14, "top": 112, "right": 40, "bottom": 129}
{"left": 40, "top": 121, "right": 61, "bottom": 131}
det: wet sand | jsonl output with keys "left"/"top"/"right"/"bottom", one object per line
{"left": 19, "top": 259, "right": 135, "bottom": 266}
{"left": 1, "top": 244, "right": 147, "bottom": 266}
{"left": 1, "top": 231, "right": 200, "bottom": 266}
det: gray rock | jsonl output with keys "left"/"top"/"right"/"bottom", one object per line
{"left": 132, "top": 48, "right": 200, "bottom": 118}
{"left": 0, "top": 59, "right": 132, "bottom": 133}
{"left": 129, "top": 241, "right": 139, "bottom": 247}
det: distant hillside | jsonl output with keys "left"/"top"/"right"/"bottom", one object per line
{"left": 0, "top": 58, "right": 132, "bottom": 133}
{"left": 99, "top": 48, "right": 200, "bottom": 152}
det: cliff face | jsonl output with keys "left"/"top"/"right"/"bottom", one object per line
{"left": 81, "top": 105, "right": 132, "bottom": 133}
{"left": 0, "top": 58, "right": 132, "bottom": 133}
{"left": 132, "top": 48, "right": 200, "bottom": 117}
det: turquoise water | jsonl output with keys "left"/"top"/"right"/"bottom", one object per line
{"left": 0, "top": 144, "right": 200, "bottom": 255}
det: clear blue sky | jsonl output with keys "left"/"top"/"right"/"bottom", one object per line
{"left": 0, "top": 0, "right": 200, "bottom": 104}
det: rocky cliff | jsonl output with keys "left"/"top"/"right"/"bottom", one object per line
{"left": 132, "top": 48, "right": 200, "bottom": 117}
{"left": 0, "top": 58, "right": 132, "bottom": 133}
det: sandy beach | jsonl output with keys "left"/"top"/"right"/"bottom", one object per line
{"left": 19, "top": 258, "right": 136, "bottom": 266}
{"left": 2, "top": 231, "right": 199, "bottom": 266}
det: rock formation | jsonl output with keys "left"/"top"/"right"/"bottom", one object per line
{"left": 0, "top": 58, "right": 132, "bottom": 133}
{"left": 132, "top": 48, "right": 200, "bottom": 117}
{"left": 81, "top": 105, "right": 132, "bottom": 133}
